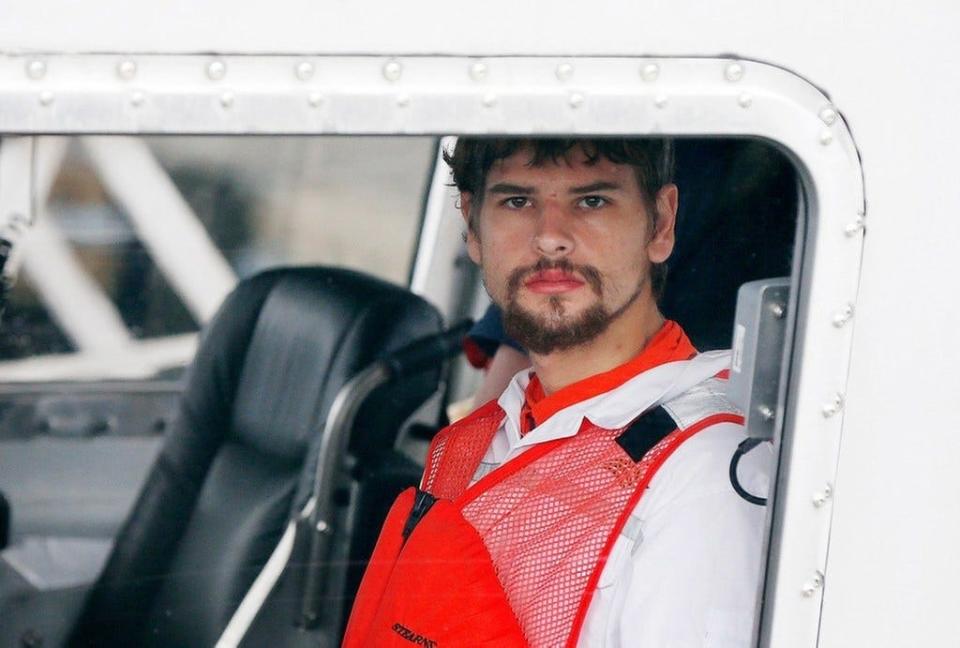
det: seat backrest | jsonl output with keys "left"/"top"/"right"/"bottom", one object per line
{"left": 69, "top": 266, "right": 443, "bottom": 647}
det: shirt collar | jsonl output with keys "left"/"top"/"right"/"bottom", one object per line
{"left": 496, "top": 324, "right": 730, "bottom": 454}
{"left": 523, "top": 320, "right": 696, "bottom": 427}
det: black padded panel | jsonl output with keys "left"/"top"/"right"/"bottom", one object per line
{"left": 70, "top": 267, "right": 443, "bottom": 647}
{"left": 231, "top": 270, "right": 442, "bottom": 463}
{"left": 141, "top": 442, "right": 298, "bottom": 648}
{"left": 70, "top": 272, "right": 283, "bottom": 647}
{"left": 615, "top": 406, "right": 677, "bottom": 462}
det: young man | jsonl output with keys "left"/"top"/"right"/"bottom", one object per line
{"left": 344, "top": 138, "right": 771, "bottom": 648}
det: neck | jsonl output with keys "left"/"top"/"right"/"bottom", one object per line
{"left": 530, "top": 299, "right": 665, "bottom": 395}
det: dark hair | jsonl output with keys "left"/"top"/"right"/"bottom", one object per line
{"left": 443, "top": 137, "right": 675, "bottom": 298}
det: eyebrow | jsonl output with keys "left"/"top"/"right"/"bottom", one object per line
{"left": 569, "top": 181, "right": 623, "bottom": 194}
{"left": 487, "top": 182, "right": 534, "bottom": 195}
{"left": 486, "top": 181, "right": 623, "bottom": 195}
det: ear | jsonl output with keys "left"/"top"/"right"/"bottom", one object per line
{"left": 647, "top": 183, "right": 678, "bottom": 264}
{"left": 460, "top": 192, "right": 482, "bottom": 264}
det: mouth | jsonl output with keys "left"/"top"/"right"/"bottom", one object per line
{"left": 523, "top": 269, "right": 586, "bottom": 294}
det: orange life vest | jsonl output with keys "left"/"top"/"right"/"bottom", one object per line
{"left": 343, "top": 392, "right": 741, "bottom": 648}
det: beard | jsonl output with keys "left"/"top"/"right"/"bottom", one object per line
{"left": 497, "top": 258, "right": 644, "bottom": 355}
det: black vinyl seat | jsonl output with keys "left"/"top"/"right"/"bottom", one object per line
{"left": 69, "top": 266, "right": 443, "bottom": 647}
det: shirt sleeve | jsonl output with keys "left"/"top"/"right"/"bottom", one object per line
{"left": 578, "top": 422, "right": 772, "bottom": 648}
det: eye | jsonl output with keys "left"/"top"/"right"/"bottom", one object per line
{"left": 578, "top": 195, "right": 608, "bottom": 209}
{"left": 502, "top": 196, "right": 531, "bottom": 209}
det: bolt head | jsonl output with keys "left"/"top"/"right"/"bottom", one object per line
{"left": 724, "top": 62, "right": 744, "bottom": 82}
{"left": 383, "top": 60, "right": 403, "bottom": 82}
{"left": 219, "top": 91, "right": 234, "bottom": 108}
{"left": 819, "top": 130, "right": 834, "bottom": 146}
{"left": 482, "top": 92, "right": 498, "bottom": 108}
{"left": 832, "top": 304, "right": 854, "bottom": 328}
{"left": 26, "top": 60, "right": 46, "bottom": 80}
{"left": 469, "top": 61, "right": 488, "bottom": 82}
{"left": 130, "top": 91, "right": 145, "bottom": 107}
{"left": 801, "top": 571, "right": 825, "bottom": 597}
{"left": 654, "top": 94, "right": 668, "bottom": 109}
{"left": 640, "top": 63, "right": 660, "bottom": 82}
{"left": 206, "top": 60, "right": 227, "bottom": 81}
{"left": 757, "top": 404, "right": 775, "bottom": 422}
{"left": 822, "top": 393, "right": 844, "bottom": 418}
{"left": 845, "top": 217, "right": 866, "bottom": 237}
{"left": 117, "top": 60, "right": 137, "bottom": 81}
{"left": 39, "top": 91, "right": 54, "bottom": 106}
{"left": 813, "top": 485, "right": 833, "bottom": 508}
{"left": 308, "top": 91, "right": 324, "bottom": 107}
{"left": 769, "top": 302, "right": 786, "bottom": 319}
{"left": 568, "top": 92, "right": 585, "bottom": 109}
{"left": 556, "top": 63, "right": 574, "bottom": 82}
{"left": 819, "top": 106, "right": 838, "bottom": 125}
{"left": 738, "top": 93, "right": 753, "bottom": 108}
{"left": 396, "top": 93, "right": 410, "bottom": 107}
{"left": 295, "top": 61, "right": 315, "bottom": 81}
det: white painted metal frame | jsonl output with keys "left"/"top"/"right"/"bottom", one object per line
{"left": 0, "top": 54, "right": 866, "bottom": 648}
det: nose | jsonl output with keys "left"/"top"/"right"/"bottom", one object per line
{"left": 532, "top": 201, "right": 575, "bottom": 258}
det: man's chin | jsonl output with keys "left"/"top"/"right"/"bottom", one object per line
{"left": 501, "top": 302, "right": 612, "bottom": 355}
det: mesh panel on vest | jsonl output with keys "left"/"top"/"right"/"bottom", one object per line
{"left": 422, "top": 405, "right": 503, "bottom": 500}
{"left": 457, "top": 421, "right": 686, "bottom": 648}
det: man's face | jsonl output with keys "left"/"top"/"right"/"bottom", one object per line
{"left": 461, "top": 145, "right": 678, "bottom": 355}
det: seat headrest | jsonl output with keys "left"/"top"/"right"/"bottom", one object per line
{"left": 181, "top": 266, "right": 443, "bottom": 463}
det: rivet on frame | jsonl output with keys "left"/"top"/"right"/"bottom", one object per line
{"left": 116, "top": 60, "right": 137, "bottom": 81}
{"left": 819, "top": 130, "right": 834, "bottom": 146}
{"left": 556, "top": 63, "right": 574, "bottom": 82}
{"left": 568, "top": 92, "right": 585, "bottom": 109}
{"left": 482, "top": 92, "right": 498, "bottom": 108}
{"left": 821, "top": 393, "right": 844, "bottom": 418}
{"left": 819, "top": 106, "right": 838, "bottom": 125}
{"left": 845, "top": 216, "right": 866, "bottom": 237}
{"left": 738, "top": 93, "right": 753, "bottom": 108}
{"left": 832, "top": 303, "right": 854, "bottom": 328}
{"left": 469, "top": 61, "right": 489, "bottom": 82}
{"left": 757, "top": 405, "right": 775, "bottom": 422}
{"left": 801, "top": 571, "right": 825, "bottom": 598}
{"left": 396, "top": 93, "right": 411, "bottom": 107}
{"left": 295, "top": 62, "right": 315, "bottom": 82}
{"left": 308, "top": 92, "right": 324, "bottom": 108}
{"left": 219, "top": 91, "right": 235, "bottom": 108}
{"left": 39, "top": 91, "right": 54, "bottom": 106}
{"left": 130, "top": 91, "right": 146, "bottom": 107}
{"left": 769, "top": 302, "right": 786, "bottom": 319}
{"left": 206, "top": 60, "right": 227, "bottom": 81}
{"left": 26, "top": 60, "right": 47, "bottom": 80}
{"left": 812, "top": 484, "right": 833, "bottom": 508}
{"left": 640, "top": 63, "right": 659, "bottom": 82}
{"left": 724, "top": 62, "right": 744, "bottom": 82}
{"left": 383, "top": 59, "right": 403, "bottom": 82}
{"left": 654, "top": 94, "right": 668, "bottom": 109}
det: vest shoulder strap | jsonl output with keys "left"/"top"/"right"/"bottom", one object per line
{"left": 660, "top": 374, "right": 742, "bottom": 430}
{"left": 614, "top": 406, "right": 677, "bottom": 462}
{"left": 421, "top": 400, "right": 504, "bottom": 500}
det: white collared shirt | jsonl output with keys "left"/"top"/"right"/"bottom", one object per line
{"left": 474, "top": 352, "right": 771, "bottom": 648}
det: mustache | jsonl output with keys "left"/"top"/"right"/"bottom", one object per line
{"left": 506, "top": 258, "right": 603, "bottom": 297}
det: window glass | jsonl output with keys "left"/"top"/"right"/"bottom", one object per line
{"left": 0, "top": 136, "right": 437, "bottom": 381}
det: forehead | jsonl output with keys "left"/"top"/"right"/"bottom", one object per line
{"left": 483, "top": 145, "right": 641, "bottom": 193}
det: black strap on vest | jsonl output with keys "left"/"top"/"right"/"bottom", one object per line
{"left": 401, "top": 489, "right": 437, "bottom": 543}
{"left": 615, "top": 406, "right": 678, "bottom": 462}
